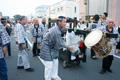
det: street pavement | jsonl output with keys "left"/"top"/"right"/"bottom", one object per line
{"left": 5, "top": 32, "right": 120, "bottom": 80}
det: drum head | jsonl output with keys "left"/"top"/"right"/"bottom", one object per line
{"left": 85, "top": 30, "right": 102, "bottom": 47}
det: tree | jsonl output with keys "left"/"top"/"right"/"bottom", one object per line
{"left": 13, "top": 14, "right": 22, "bottom": 23}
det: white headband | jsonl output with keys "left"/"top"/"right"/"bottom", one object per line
{"left": 57, "top": 18, "right": 66, "bottom": 21}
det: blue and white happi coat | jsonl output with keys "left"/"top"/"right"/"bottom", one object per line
{"left": 40, "top": 25, "right": 66, "bottom": 61}
{"left": 0, "top": 23, "right": 11, "bottom": 58}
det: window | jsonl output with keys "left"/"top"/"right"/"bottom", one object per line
{"left": 61, "top": 7, "right": 63, "bottom": 11}
{"left": 57, "top": 8, "right": 59, "bottom": 12}
{"left": 74, "top": 7, "right": 76, "bottom": 13}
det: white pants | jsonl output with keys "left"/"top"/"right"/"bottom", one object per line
{"left": 17, "top": 49, "right": 30, "bottom": 69}
{"left": 40, "top": 58, "right": 60, "bottom": 80}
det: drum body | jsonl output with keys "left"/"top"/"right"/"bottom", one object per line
{"left": 85, "top": 30, "right": 113, "bottom": 58}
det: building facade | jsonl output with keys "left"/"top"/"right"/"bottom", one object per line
{"left": 0, "top": 12, "right": 3, "bottom": 19}
{"left": 35, "top": 5, "right": 49, "bottom": 18}
{"left": 79, "top": 0, "right": 108, "bottom": 21}
{"left": 109, "top": 0, "right": 120, "bottom": 26}
{"left": 49, "top": 0, "right": 80, "bottom": 19}
{"left": 79, "top": 0, "right": 120, "bottom": 26}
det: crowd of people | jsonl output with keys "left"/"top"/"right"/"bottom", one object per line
{"left": 0, "top": 12, "right": 120, "bottom": 80}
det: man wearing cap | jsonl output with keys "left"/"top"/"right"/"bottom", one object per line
{"left": 0, "top": 22, "right": 10, "bottom": 80}
{"left": 40, "top": 16, "right": 74, "bottom": 80}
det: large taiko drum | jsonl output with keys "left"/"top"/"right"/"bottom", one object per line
{"left": 85, "top": 30, "right": 113, "bottom": 58}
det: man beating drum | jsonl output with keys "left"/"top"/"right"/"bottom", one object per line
{"left": 85, "top": 19, "right": 119, "bottom": 74}
{"left": 98, "top": 19, "right": 119, "bottom": 74}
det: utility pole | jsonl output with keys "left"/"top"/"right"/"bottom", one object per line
{"left": 84, "top": 0, "right": 89, "bottom": 22}
{"left": 87, "top": 0, "right": 89, "bottom": 22}
{"left": 106, "top": 0, "right": 109, "bottom": 14}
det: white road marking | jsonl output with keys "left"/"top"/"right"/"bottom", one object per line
{"left": 26, "top": 38, "right": 32, "bottom": 47}
{"left": 26, "top": 38, "right": 44, "bottom": 63}
{"left": 38, "top": 56, "right": 45, "bottom": 65}
{"left": 114, "top": 55, "right": 120, "bottom": 59}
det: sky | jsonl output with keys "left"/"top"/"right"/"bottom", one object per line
{"left": 0, "top": 0, "right": 62, "bottom": 18}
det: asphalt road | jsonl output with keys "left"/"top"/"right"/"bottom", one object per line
{"left": 5, "top": 32, "right": 120, "bottom": 80}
